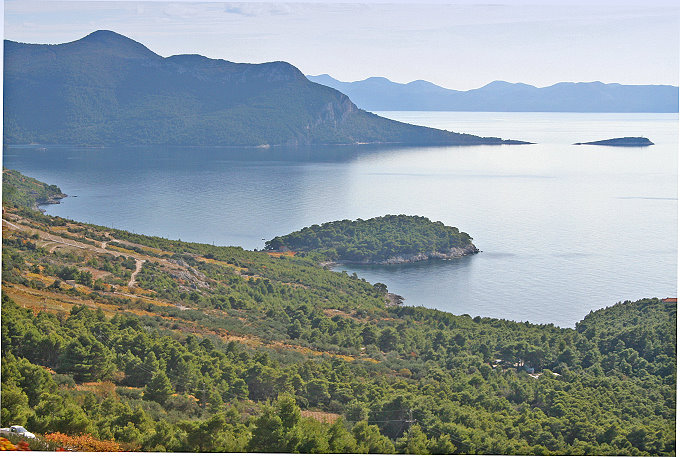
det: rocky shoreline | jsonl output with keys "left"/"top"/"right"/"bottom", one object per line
{"left": 321, "top": 243, "right": 479, "bottom": 267}
{"left": 34, "top": 193, "right": 67, "bottom": 212}
{"left": 378, "top": 244, "right": 479, "bottom": 264}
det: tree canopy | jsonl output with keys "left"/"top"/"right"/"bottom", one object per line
{"left": 0, "top": 174, "right": 676, "bottom": 454}
{"left": 265, "top": 215, "right": 477, "bottom": 263}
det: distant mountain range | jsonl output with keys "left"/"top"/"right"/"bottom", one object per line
{"left": 307, "top": 75, "right": 679, "bottom": 113}
{"left": 3, "top": 31, "right": 525, "bottom": 147}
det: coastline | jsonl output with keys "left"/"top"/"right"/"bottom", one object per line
{"left": 34, "top": 193, "right": 67, "bottom": 212}
{"left": 4, "top": 138, "right": 531, "bottom": 149}
{"left": 318, "top": 243, "right": 479, "bottom": 268}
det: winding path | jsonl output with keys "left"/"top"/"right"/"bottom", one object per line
{"left": 128, "top": 259, "right": 146, "bottom": 288}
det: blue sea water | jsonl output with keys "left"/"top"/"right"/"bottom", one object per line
{"left": 3, "top": 112, "right": 677, "bottom": 327}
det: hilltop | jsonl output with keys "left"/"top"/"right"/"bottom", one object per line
{"left": 0, "top": 170, "right": 675, "bottom": 453}
{"left": 307, "top": 74, "right": 679, "bottom": 113}
{"left": 3, "top": 31, "right": 525, "bottom": 148}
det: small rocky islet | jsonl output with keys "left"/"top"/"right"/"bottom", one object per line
{"left": 574, "top": 136, "right": 654, "bottom": 146}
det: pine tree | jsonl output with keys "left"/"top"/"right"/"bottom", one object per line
{"left": 396, "top": 424, "right": 429, "bottom": 454}
{"left": 144, "top": 370, "right": 174, "bottom": 405}
{"left": 248, "top": 405, "right": 286, "bottom": 452}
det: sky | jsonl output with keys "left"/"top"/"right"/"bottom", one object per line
{"left": 3, "top": 0, "right": 679, "bottom": 90}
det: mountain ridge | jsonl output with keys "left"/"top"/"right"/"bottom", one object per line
{"left": 307, "top": 74, "right": 679, "bottom": 112}
{"left": 3, "top": 30, "right": 526, "bottom": 147}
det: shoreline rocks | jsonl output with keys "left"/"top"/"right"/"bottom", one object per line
{"left": 376, "top": 243, "right": 479, "bottom": 264}
{"left": 34, "top": 193, "right": 67, "bottom": 212}
{"left": 324, "top": 243, "right": 479, "bottom": 266}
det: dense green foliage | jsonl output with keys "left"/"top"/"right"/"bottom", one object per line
{"left": 3, "top": 31, "right": 518, "bottom": 147}
{"left": 2, "top": 169, "right": 66, "bottom": 209}
{"left": 2, "top": 209, "right": 676, "bottom": 454}
{"left": 265, "top": 215, "right": 477, "bottom": 263}
{"left": 1, "top": 291, "right": 676, "bottom": 454}
{"left": 0, "top": 175, "right": 676, "bottom": 454}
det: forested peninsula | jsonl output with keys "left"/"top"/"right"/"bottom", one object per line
{"left": 265, "top": 215, "right": 478, "bottom": 264}
{"left": 0, "top": 171, "right": 676, "bottom": 454}
{"left": 3, "top": 31, "right": 527, "bottom": 148}
{"left": 2, "top": 168, "right": 66, "bottom": 211}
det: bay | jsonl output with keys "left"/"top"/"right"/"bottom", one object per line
{"left": 3, "top": 112, "right": 677, "bottom": 327}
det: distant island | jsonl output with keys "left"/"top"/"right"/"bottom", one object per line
{"left": 307, "top": 74, "right": 679, "bottom": 113}
{"left": 265, "top": 215, "right": 478, "bottom": 264}
{"left": 574, "top": 137, "right": 654, "bottom": 146}
{"left": 3, "top": 30, "right": 527, "bottom": 148}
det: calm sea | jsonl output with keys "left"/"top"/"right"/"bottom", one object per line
{"left": 3, "top": 112, "right": 677, "bottom": 327}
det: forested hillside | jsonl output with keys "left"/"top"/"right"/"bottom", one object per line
{"left": 3, "top": 31, "right": 525, "bottom": 148}
{"left": 2, "top": 169, "right": 66, "bottom": 210}
{"left": 0, "top": 171, "right": 676, "bottom": 453}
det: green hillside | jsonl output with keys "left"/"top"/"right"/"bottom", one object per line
{"left": 2, "top": 169, "right": 66, "bottom": 210}
{"left": 0, "top": 172, "right": 675, "bottom": 453}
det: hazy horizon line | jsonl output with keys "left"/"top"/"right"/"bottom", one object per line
{"left": 306, "top": 74, "right": 680, "bottom": 91}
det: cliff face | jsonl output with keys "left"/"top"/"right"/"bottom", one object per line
{"left": 4, "top": 30, "right": 525, "bottom": 147}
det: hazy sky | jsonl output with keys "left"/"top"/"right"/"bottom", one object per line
{"left": 4, "top": 0, "right": 679, "bottom": 89}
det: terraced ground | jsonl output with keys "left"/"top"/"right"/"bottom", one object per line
{"left": 1, "top": 207, "right": 385, "bottom": 363}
